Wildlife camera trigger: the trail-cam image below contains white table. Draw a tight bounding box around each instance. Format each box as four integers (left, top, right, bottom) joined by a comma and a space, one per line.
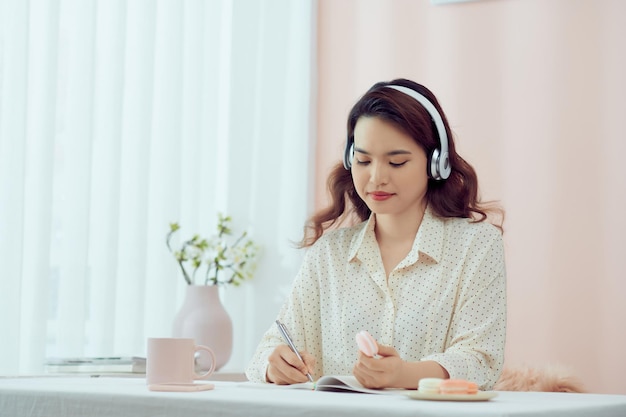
1, 376, 626, 417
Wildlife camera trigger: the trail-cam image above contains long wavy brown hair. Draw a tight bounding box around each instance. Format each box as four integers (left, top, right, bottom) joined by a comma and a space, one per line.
300, 79, 504, 248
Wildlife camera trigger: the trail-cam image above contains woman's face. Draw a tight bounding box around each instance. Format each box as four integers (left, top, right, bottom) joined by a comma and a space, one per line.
351, 116, 429, 218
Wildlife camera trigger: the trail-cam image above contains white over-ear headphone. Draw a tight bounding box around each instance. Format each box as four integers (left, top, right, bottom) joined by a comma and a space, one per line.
343, 85, 451, 181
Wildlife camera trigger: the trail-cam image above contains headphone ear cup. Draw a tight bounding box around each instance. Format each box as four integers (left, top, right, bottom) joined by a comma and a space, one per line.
343, 141, 354, 170
428, 148, 441, 180
439, 151, 451, 180
428, 148, 451, 180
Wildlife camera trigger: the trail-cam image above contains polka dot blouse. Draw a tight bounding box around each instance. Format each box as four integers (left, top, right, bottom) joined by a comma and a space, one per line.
245, 206, 507, 390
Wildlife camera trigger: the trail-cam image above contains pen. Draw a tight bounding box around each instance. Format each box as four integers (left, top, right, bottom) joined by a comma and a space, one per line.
275, 320, 314, 383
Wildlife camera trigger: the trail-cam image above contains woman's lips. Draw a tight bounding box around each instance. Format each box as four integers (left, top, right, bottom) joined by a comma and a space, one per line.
369, 192, 393, 201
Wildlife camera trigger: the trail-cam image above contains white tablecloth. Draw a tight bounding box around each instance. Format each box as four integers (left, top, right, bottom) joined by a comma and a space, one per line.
1, 376, 626, 417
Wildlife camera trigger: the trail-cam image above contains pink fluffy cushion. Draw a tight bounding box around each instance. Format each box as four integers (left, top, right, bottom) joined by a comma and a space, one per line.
494, 365, 585, 393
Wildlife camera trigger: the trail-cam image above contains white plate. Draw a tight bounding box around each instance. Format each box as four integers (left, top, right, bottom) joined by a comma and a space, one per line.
407, 391, 498, 402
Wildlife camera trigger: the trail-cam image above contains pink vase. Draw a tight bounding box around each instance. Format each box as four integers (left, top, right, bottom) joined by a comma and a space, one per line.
172, 285, 232, 371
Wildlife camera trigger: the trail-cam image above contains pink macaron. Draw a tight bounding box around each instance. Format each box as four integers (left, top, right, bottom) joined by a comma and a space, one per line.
439, 379, 479, 395
355, 330, 378, 357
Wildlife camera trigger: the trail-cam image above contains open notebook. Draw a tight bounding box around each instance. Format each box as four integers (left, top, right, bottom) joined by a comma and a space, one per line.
246, 375, 413, 395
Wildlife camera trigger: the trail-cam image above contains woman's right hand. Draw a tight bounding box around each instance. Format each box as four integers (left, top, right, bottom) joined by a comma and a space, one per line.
266, 344, 316, 384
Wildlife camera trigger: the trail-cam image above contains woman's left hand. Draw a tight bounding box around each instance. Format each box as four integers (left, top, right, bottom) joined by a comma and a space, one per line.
352, 344, 405, 389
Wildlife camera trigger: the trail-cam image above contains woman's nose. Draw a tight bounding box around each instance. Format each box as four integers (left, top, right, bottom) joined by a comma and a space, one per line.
370, 162, 389, 185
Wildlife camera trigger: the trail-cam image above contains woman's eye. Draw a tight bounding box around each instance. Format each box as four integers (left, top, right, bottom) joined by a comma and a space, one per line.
355, 159, 370, 165
390, 161, 407, 167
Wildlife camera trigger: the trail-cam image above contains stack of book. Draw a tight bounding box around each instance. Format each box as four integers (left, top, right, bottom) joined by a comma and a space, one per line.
44, 356, 146, 375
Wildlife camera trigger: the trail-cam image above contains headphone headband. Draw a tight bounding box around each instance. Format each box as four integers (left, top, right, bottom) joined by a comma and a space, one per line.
343, 84, 451, 181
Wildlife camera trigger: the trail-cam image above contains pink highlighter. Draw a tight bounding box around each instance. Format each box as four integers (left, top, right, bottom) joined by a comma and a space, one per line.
355, 330, 379, 357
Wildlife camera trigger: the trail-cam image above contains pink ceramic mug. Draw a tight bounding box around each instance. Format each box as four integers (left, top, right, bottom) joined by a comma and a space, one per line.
146, 337, 216, 385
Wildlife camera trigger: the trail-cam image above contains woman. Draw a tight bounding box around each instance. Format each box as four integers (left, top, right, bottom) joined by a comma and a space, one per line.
245, 79, 506, 390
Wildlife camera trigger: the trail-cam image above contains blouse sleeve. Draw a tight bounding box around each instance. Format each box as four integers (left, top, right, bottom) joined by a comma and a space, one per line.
244, 247, 321, 383
421, 226, 507, 390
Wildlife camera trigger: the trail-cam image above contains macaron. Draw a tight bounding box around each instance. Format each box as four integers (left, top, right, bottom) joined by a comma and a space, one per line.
466, 382, 479, 394
439, 379, 479, 395
355, 330, 378, 357
418, 377, 443, 394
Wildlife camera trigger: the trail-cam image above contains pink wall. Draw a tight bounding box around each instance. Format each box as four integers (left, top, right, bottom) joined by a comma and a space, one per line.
316, 0, 626, 394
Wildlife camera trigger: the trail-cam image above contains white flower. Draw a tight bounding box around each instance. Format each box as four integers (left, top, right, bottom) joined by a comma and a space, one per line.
166, 214, 261, 286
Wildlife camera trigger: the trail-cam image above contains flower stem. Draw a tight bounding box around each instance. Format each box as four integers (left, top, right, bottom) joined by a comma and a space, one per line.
178, 259, 192, 285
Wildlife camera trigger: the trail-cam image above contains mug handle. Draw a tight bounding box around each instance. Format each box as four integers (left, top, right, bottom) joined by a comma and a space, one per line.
193, 345, 216, 380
